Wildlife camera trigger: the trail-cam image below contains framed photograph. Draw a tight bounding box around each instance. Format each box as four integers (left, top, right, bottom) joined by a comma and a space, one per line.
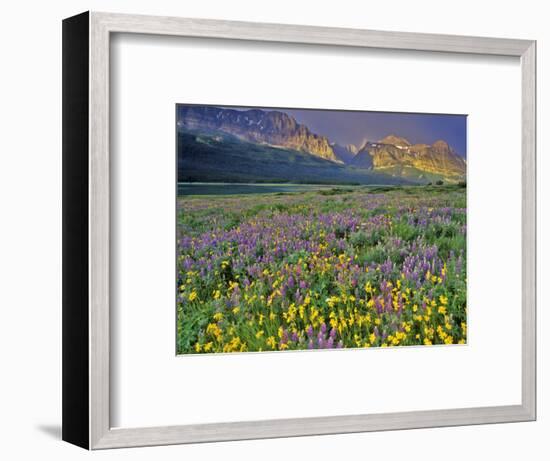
62, 11, 536, 449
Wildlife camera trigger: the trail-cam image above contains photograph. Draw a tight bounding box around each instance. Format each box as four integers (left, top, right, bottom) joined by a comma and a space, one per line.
176, 105, 467, 354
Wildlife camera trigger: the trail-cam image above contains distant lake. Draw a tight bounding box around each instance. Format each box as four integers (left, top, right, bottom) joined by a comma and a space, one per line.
178, 182, 351, 196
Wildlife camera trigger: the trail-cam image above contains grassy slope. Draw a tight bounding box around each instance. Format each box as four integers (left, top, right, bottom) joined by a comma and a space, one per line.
374, 164, 463, 184
177, 129, 420, 185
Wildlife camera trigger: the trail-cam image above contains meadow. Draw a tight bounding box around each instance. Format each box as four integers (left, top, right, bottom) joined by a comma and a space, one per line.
176, 185, 467, 354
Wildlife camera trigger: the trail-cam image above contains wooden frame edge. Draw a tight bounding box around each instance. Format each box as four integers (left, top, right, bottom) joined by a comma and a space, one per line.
520, 40, 537, 422
91, 404, 534, 449
62, 10, 91, 450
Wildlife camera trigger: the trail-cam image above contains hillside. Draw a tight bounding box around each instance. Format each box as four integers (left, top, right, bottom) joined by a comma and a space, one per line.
177, 129, 416, 185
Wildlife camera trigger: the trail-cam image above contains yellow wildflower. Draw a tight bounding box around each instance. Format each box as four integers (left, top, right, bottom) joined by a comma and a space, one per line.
365, 281, 372, 293
266, 336, 277, 349
206, 322, 222, 339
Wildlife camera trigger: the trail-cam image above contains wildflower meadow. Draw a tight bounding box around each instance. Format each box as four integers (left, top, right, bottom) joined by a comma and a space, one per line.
176, 185, 467, 354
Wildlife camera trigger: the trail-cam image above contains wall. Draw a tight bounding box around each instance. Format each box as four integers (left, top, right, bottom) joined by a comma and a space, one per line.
0, 0, 546, 459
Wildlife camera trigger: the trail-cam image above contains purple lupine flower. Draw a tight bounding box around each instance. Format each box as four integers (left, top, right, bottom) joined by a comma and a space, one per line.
295, 290, 303, 306
281, 329, 289, 343
375, 297, 383, 314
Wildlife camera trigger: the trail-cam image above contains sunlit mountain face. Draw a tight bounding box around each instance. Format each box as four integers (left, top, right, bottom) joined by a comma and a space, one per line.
177, 105, 467, 185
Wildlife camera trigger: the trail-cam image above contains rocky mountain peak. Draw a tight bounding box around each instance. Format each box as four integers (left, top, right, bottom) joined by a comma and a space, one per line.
177, 106, 338, 162
432, 139, 451, 153
346, 144, 359, 155
379, 134, 411, 147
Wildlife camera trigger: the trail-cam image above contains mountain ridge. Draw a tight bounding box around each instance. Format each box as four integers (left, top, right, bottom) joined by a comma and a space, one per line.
177, 106, 466, 183
177, 105, 339, 162
177, 129, 416, 185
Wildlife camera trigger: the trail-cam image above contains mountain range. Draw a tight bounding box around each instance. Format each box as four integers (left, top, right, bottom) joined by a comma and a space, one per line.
177, 106, 466, 185
177, 105, 338, 161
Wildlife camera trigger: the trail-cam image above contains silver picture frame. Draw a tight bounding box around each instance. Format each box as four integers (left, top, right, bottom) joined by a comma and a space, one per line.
62, 11, 536, 449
